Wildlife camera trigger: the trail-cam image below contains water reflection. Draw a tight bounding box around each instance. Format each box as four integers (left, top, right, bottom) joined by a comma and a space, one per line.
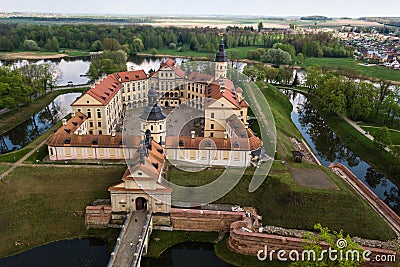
0, 93, 81, 154
142, 242, 232, 267
0, 57, 90, 86
0, 239, 109, 267
286, 91, 400, 212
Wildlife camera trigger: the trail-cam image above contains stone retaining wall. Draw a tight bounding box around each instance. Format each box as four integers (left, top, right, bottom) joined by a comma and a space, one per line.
85, 205, 112, 228
170, 208, 245, 232
228, 219, 398, 266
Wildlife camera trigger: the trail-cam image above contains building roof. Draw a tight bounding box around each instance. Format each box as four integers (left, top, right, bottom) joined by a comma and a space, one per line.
86, 74, 121, 106
115, 70, 148, 83
187, 72, 213, 83
46, 132, 123, 148
206, 83, 242, 109
165, 128, 262, 151
139, 88, 167, 121
72, 70, 148, 107
151, 58, 186, 78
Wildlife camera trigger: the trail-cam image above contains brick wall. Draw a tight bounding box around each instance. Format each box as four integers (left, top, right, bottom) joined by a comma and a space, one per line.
85, 205, 112, 228
228, 219, 398, 266
170, 208, 245, 232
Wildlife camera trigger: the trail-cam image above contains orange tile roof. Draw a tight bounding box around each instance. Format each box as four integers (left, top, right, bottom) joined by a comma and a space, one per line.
206, 83, 241, 109
165, 133, 262, 151
46, 132, 123, 148
86, 74, 121, 105
52, 112, 87, 136
115, 70, 147, 83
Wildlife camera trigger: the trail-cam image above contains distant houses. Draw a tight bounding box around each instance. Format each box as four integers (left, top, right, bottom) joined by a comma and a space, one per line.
339, 30, 400, 70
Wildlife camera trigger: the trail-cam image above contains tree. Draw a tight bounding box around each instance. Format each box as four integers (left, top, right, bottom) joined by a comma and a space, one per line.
291, 224, 364, 267
91, 40, 103, 52
150, 48, 158, 55
258, 22, 264, 32
374, 126, 391, 149
168, 43, 177, 50
45, 37, 60, 52
102, 38, 121, 51
132, 37, 144, 54
261, 48, 292, 65
23, 40, 40, 51
297, 53, 305, 64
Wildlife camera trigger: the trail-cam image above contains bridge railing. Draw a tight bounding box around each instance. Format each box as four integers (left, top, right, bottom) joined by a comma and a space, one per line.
107, 211, 132, 267
131, 212, 152, 267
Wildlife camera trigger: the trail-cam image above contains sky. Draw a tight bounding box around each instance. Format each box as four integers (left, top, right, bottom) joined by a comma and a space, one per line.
1, 0, 399, 17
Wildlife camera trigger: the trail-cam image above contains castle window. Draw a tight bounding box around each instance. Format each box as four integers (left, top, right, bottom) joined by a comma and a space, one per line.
87, 110, 91, 118
98, 122, 102, 127
99, 130, 103, 135
211, 113, 214, 118
97, 111, 101, 118
210, 132, 214, 137
211, 124, 214, 129
90, 122, 93, 127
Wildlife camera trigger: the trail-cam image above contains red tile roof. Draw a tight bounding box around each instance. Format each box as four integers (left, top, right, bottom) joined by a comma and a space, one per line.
72, 70, 147, 106
115, 70, 148, 83
165, 131, 262, 152
87, 74, 121, 105
206, 83, 241, 109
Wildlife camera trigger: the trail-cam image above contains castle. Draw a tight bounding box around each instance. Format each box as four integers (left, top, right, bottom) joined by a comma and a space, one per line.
46, 41, 264, 217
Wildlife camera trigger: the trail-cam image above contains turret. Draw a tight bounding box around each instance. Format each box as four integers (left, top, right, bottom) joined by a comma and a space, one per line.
215, 39, 228, 80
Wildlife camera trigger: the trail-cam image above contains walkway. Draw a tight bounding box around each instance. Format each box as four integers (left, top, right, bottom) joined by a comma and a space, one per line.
343, 116, 391, 152
111, 210, 149, 267
330, 163, 400, 236
0, 138, 48, 180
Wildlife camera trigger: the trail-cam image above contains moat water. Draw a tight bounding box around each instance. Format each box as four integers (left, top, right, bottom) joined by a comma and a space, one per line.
0, 93, 81, 154
288, 91, 400, 214
0, 240, 231, 267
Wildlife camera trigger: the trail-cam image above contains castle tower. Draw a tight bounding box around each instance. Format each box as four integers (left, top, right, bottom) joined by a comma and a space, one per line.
215, 39, 228, 80
139, 88, 167, 145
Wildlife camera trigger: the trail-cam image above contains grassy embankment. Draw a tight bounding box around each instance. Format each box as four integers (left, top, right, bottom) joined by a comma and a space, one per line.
308, 96, 400, 186
0, 166, 125, 258
145, 85, 396, 266
301, 57, 400, 82
360, 125, 400, 146
0, 88, 87, 163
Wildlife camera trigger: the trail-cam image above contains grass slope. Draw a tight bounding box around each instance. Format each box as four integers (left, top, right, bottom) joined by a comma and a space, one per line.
0, 166, 125, 258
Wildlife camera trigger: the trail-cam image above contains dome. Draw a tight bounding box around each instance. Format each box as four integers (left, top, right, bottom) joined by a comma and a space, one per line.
139, 89, 167, 121
215, 40, 227, 63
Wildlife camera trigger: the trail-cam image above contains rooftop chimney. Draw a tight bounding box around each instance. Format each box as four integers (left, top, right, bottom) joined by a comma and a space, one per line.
224, 132, 228, 140
71, 111, 76, 117
111, 130, 116, 137
191, 131, 196, 139
62, 119, 67, 126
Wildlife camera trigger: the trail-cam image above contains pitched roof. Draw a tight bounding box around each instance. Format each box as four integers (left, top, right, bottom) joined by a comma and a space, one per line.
205, 83, 241, 109
165, 129, 262, 152
114, 70, 148, 83
86, 74, 121, 106
187, 72, 213, 83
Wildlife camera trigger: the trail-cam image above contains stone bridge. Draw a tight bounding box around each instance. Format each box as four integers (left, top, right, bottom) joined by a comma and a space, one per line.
108, 210, 152, 267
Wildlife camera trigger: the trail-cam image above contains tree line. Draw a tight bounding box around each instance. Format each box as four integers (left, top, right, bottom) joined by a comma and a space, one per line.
306, 67, 400, 130
0, 24, 352, 59
0, 65, 54, 110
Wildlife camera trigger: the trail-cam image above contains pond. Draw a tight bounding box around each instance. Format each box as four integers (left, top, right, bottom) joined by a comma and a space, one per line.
0, 239, 110, 267
0, 57, 91, 86
0, 93, 81, 154
141, 242, 233, 267
288, 91, 400, 214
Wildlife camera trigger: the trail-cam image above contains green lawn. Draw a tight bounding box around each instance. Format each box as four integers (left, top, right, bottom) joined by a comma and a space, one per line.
167, 84, 396, 241
0, 166, 125, 258
361, 126, 400, 145
301, 57, 400, 82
